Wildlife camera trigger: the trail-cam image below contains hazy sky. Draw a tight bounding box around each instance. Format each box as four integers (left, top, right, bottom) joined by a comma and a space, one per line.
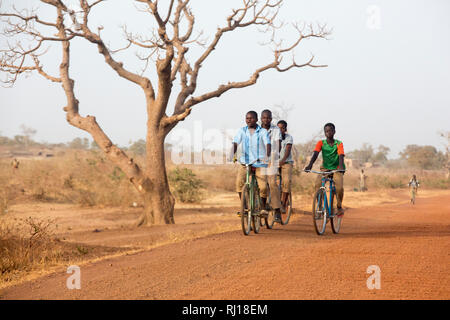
1, 0, 449, 158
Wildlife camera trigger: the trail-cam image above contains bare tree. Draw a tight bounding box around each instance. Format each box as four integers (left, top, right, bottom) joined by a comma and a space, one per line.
0, 0, 330, 225
20, 124, 37, 148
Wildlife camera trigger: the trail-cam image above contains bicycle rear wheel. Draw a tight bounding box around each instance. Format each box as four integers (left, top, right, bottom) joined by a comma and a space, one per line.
280, 192, 293, 225
265, 184, 275, 229
312, 188, 327, 235
241, 185, 252, 235
330, 192, 343, 234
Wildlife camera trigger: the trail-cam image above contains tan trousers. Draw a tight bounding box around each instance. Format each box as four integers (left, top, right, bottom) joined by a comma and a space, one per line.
236, 165, 268, 197
266, 170, 281, 209
314, 167, 344, 208
280, 163, 293, 193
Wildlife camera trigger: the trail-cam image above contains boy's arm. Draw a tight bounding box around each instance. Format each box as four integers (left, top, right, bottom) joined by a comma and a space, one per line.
229, 129, 242, 162
280, 144, 292, 166
305, 140, 322, 171
305, 151, 319, 171
228, 142, 238, 162
262, 129, 271, 162
338, 154, 345, 170
266, 143, 271, 162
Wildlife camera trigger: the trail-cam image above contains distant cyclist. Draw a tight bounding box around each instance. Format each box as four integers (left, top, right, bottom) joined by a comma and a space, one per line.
408, 175, 420, 204
304, 122, 346, 216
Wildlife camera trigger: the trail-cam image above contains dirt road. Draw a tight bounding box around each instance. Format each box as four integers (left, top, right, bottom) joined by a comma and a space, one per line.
1, 193, 449, 300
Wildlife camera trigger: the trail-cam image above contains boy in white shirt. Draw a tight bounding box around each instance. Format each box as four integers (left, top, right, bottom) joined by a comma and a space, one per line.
277, 120, 294, 213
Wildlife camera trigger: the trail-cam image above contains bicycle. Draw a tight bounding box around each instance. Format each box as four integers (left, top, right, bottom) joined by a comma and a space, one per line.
305, 169, 345, 235
240, 160, 264, 235
260, 166, 292, 229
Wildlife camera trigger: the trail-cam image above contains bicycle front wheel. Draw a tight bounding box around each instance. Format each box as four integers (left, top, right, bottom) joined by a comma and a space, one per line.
241, 185, 252, 235
312, 188, 327, 235
330, 192, 343, 234
281, 192, 293, 225
252, 189, 261, 234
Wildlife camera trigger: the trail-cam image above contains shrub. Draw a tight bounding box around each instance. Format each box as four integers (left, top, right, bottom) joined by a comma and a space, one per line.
168, 168, 203, 203
0, 217, 59, 277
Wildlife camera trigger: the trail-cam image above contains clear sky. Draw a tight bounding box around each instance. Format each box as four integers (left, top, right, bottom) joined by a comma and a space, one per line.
1, 0, 449, 158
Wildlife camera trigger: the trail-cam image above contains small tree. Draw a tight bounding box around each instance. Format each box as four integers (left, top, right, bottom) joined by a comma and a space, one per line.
1, 1, 330, 225
128, 139, 146, 156
400, 145, 446, 170
347, 143, 374, 164
68, 137, 90, 149
20, 124, 37, 148
371, 144, 390, 163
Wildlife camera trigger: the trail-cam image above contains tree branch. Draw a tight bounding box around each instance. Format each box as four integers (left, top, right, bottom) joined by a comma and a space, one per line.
77, 0, 155, 99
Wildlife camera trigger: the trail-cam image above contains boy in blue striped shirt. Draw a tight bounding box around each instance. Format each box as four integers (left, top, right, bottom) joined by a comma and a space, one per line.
231, 111, 271, 214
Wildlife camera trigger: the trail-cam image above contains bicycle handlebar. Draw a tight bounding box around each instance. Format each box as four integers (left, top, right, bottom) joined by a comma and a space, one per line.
242, 159, 264, 166
304, 169, 345, 175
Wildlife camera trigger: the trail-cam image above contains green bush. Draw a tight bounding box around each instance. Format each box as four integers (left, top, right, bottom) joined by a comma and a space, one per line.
168, 168, 203, 203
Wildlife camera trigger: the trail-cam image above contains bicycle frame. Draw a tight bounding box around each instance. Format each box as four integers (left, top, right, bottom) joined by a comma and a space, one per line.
318, 175, 336, 219
243, 160, 261, 215
308, 170, 343, 219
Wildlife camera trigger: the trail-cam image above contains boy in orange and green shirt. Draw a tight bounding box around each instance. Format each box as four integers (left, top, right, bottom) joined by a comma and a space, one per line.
305, 123, 346, 215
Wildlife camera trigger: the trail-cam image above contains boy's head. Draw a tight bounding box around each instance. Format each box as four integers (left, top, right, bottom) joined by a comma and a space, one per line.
277, 120, 287, 134
324, 122, 336, 140
246, 111, 258, 128
261, 109, 272, 127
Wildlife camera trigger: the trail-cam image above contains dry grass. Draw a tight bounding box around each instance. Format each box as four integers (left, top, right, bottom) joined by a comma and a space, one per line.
0, 215, 128, 285
291, 166, 449, 194
1, 153, 448, 213
0, 217, 60, 281
0, 154, 447, 223
0, 150, 141, 208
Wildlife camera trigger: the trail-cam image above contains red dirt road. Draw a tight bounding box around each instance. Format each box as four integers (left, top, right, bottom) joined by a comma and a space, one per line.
1, 194, 449, 300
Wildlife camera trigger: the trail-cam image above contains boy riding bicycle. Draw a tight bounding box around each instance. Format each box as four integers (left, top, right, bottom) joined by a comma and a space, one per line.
260, 109, 283, 222
231, 111, 271, 216
277, 120, 294, 213
304, 122, 346, 215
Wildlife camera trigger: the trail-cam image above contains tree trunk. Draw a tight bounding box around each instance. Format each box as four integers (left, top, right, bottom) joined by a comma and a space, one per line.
137, 130, 175, 226
139, 185, 175, 225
